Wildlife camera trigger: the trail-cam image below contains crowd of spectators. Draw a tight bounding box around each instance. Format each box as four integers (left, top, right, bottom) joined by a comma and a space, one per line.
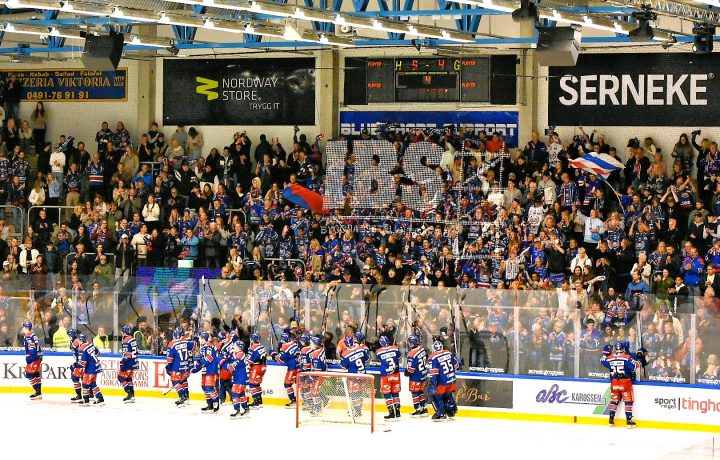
0, 75, 718, 382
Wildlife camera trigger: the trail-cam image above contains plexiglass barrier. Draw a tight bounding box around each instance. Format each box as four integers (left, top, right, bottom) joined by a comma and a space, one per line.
0, 273, 718, 386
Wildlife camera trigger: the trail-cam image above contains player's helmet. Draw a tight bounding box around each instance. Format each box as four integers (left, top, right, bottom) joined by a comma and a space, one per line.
408, 335, 419, 347
22, 321, 32, 331
250, 333, 261, 343
281, 332, 290, 343
173, 327, 183, 339
344, 335, 355, 348
200, 332, 211, 342
67, 328, 77, 339
121, 325, 132, 336
234, 341, 245, 352
432, 340, 443, 352
219, 331, 227, 341
300, 333, 310, 345
378, 336, 390, 348
355, 331, 365, 342
310, 336, 322, 346
613, 342, 626, 355
78, 333, 87, 343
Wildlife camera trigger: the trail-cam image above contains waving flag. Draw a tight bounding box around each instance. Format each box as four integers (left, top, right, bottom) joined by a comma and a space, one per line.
283, 184, 327, 214
569, 152, 623, 179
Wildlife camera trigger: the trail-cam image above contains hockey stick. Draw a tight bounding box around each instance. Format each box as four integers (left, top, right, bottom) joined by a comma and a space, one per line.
267, 294, 279, 351
358, 282, 373, 339
455, 293, 471, 370
321, 284, 337, 338
205, 279, 229, 330
634, 294, 647, 379
372, 285, 386, 343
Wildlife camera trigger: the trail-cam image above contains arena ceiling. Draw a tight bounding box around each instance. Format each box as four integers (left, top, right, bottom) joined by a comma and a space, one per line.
0, 0, 717, 57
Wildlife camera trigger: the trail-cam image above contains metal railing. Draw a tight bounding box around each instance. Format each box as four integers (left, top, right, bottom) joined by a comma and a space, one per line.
63, 251, 116, 286
0, 204, 25, 237
27, 205, 75, 230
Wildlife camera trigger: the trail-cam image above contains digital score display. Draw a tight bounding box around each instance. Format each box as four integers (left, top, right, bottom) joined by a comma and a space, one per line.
365, 57, 491, 103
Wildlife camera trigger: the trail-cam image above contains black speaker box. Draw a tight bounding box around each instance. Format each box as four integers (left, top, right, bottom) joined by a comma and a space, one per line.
82, 32, 124, 71
536, 27, 580, 67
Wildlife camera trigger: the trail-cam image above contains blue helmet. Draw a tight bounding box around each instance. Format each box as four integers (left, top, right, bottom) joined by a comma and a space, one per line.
378, 336, 390, 348
310, 336, 322, 346
234, 341, 245, 352
614, 341, 629, 355
251, 333, 261, 343
354, 331, 365, 342
344, 335, 354, 348
281, 332, 290, 343
219, 331, 228, 341
200, 332, 211, 342
408, 335, 419, 347
121, 325, 132, 336
67, 328, 77, 339
22, 321, 32, 331
300, 333, 310, 345
432, 340, 443, 352
78, 333, 87, 343
173, 327, 183, 339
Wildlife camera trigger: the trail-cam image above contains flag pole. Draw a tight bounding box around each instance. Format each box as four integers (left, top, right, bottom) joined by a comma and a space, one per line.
602, 178, 626, 215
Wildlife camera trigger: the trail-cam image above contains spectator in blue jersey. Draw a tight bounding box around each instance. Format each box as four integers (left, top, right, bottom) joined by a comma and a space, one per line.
625, 271, 650, 302
680, 246, 705, 297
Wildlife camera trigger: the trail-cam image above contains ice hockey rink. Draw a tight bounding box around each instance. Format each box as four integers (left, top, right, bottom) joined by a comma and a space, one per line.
1, 393, 717, 460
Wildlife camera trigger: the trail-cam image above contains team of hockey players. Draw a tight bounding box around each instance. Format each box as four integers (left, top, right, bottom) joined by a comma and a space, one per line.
22, 319, 461, 423
18, 318, 656, 428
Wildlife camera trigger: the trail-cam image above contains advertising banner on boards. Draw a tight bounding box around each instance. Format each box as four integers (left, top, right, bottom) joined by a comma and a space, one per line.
163, 58, 315, 126
548, 53, 718, 126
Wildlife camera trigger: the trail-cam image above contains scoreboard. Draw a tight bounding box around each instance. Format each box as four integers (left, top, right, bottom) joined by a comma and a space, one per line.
365, 57, 491, 103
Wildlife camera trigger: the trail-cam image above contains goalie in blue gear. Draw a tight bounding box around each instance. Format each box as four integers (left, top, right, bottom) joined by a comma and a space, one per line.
428, 340, 459, 422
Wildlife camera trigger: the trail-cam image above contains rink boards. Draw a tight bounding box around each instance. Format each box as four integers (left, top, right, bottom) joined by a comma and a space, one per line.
0, 352, 718, 432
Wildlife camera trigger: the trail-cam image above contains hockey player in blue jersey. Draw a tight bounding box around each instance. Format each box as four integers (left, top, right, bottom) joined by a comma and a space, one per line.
247, 333, 268, 409
405, 335, 429, 417
166, 327, 192, 407
377, 335, 402, 420
299, 333, 312, 372
68, 328, 83, 402
298, 333, 313, 407
119, 325, 138, 403
305, 336, 328, 415
78, 333, 104, 406
192, 332, 220, 413
601, 341, 648, 428
217, 331, 235, 404
270, 332, 300, 408
228, 341, 250, 419
22, 321, 43, 400
340, 334, 370, 416
428, 340, 459, 422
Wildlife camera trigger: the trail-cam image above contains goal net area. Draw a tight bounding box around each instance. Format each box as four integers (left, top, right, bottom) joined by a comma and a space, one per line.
296, 372, 378, 433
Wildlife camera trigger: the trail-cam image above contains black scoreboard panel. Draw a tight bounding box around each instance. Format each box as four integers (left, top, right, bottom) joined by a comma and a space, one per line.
366, 58, 394, 102
347, 55, 515, 105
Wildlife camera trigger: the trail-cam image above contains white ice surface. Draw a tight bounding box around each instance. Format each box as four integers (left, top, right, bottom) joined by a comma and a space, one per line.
1, 394, 718, 460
